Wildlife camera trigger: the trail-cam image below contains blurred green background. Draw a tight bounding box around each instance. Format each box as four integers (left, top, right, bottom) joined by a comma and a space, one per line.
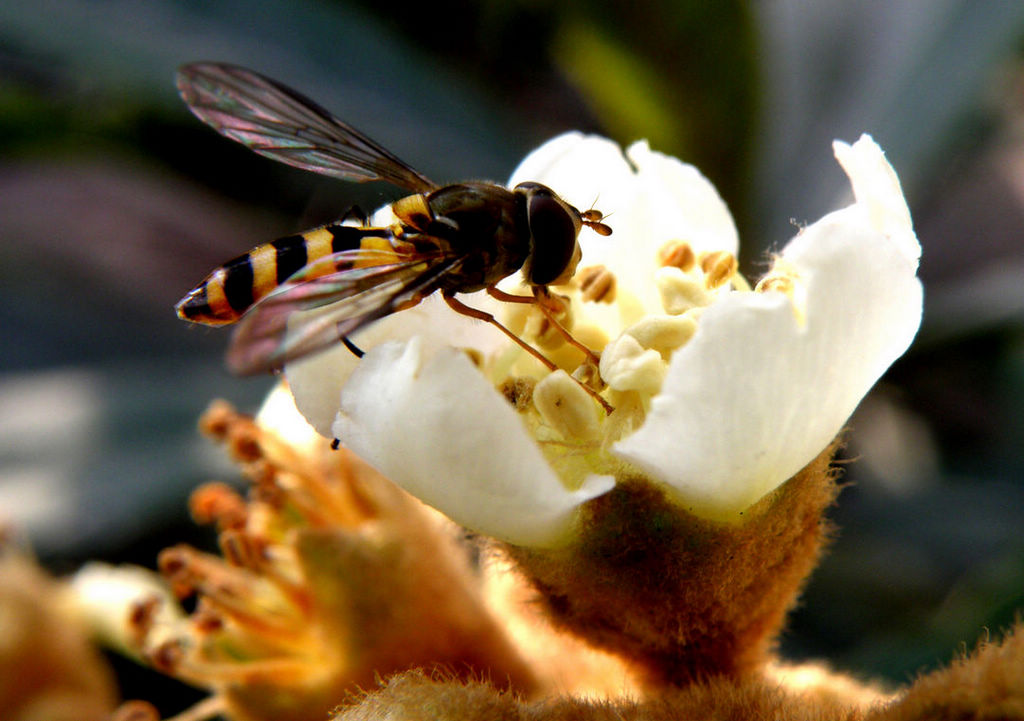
2, 0, 1024, 713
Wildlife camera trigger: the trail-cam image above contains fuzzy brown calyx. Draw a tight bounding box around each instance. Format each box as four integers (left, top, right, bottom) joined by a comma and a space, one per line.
504, 440, 843, 688
331, 623, 1024, 721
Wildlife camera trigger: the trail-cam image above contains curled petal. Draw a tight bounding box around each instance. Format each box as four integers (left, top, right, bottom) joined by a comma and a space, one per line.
614, 210, 922, 519
332, 338, 615, 547
833, 135, 918, 262
614, 137, 922, 520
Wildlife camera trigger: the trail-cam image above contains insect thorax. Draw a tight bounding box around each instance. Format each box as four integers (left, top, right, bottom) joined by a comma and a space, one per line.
421, 183, 532, 292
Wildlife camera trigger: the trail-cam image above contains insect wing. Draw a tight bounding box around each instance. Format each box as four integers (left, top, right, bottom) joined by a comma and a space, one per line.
226, 254, 458, 374
177, 63, 438, 193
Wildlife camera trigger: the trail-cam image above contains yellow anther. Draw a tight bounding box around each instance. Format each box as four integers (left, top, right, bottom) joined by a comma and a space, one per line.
756, 257, 806, 324
755, 274, 796, 298
576, 265, 617, 303
658, 240, 696, 271
533, 370, 601, 441
699, 250, 738, 289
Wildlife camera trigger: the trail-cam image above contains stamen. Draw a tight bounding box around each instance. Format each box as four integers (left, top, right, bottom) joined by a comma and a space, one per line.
191, 601, 226, 633
576, 265, 617, 303
111, 700, 161, 721
148, 638, 186, 674
219, 530, 267, 570
599, 335, 667, 395
699, 250, 738, 289
168, 652, 321, 687
525, 292, 573, 350
190, 483, 248, 530
156, 546, 303, 632
127, 595, 163, 646
755, 275, 796, 297
625, 315, 698, 359
659, 240, 696, 271
572, 358, 605, 392
533, 371, 601, 441
755, 258, 807, 323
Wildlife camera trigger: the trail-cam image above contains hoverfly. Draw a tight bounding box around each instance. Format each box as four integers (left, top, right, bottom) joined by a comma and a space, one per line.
174, 63, 612, 406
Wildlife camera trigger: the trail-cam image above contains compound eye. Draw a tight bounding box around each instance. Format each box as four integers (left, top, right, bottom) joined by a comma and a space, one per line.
526, 192, 578, 286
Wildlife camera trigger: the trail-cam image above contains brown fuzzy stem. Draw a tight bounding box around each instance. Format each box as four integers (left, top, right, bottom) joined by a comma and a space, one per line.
505, 442, 843, 688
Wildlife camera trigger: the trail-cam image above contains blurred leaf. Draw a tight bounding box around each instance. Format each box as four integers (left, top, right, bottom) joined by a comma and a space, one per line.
0, 0, 528, 180
752, 1, 1024, 250
550, 1, 758, 229
553, 21, 684, 152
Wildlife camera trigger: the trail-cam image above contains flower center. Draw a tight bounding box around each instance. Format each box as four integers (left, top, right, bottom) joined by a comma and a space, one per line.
598, 241, 741, 399
489, 240, 748, 483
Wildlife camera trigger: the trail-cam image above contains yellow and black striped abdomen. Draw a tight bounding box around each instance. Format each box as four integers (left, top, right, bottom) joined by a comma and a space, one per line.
176, 224, 382, 325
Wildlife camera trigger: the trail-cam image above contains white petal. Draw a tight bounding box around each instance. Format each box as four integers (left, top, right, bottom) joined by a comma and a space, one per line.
626, 140, 739, 257
332, 338, 614, 547
286, 292, 506, 435
614, 209, 922, 520
509, 132, 636, 215
510, 133, 740, 333
592, 143, 738, 325
256, 381, 323, 454
833, 134, 919, 263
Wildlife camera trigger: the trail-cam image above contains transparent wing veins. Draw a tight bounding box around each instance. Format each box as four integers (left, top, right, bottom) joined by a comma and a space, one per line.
226, 254, 462, 374
177, 62, 438, 193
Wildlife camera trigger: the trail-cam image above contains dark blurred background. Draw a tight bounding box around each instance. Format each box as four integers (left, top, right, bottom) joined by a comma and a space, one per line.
2, 0, 1024, 712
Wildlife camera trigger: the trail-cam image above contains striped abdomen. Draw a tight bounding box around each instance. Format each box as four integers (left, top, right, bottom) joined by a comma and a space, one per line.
176, 223, 386, 325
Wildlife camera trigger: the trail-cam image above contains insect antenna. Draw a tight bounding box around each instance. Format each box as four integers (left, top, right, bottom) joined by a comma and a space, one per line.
580, 206, 613, 237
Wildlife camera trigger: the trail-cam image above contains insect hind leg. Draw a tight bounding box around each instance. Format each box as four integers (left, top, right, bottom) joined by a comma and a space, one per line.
341, 335, 365, 358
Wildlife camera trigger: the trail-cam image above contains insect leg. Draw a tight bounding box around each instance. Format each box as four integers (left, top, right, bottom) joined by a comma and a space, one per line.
443, 293, 613, 415
443, 293, 556, 372
486, 286, 602, 367
531, 287, 602, 368
341, 336, 365, 358
486, 286, 534, 304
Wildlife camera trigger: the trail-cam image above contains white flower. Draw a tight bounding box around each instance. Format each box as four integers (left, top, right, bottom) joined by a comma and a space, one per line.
285, 133, 922, 547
